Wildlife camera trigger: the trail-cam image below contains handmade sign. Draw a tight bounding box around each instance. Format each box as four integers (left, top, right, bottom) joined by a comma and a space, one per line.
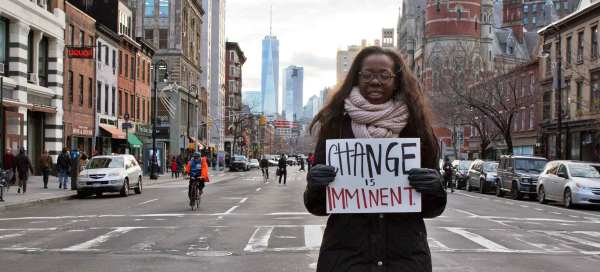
325, 138, 421, 214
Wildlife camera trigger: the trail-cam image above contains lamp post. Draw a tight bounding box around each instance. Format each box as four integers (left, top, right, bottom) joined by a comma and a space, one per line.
150, 60, 168, 179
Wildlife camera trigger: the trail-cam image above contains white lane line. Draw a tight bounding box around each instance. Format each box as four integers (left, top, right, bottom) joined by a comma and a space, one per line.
551, 212, 562, 215
138, 198, 159, 205
217, 205, 240, 220
569, 215, 580, 218
268, 212, 311, 216
304, 225, 324, 250
535, 208, 544, 211
520, 205, 529, 208
256, 188, 262, 192
61, 227, 141, 251
244, 226, 274, 252
0, 228, 57, 231
538, 231, 600, 249
453, 209, 478, 217
0, 231, 26, 240
239, 197, 248, 204
427, 237, 450, 250
444, 227, 512, 252
574, 231, 600, 238
454, 192, 481, 199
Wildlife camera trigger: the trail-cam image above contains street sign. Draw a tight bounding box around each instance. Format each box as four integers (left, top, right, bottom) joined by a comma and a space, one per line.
122, 122, 132, 129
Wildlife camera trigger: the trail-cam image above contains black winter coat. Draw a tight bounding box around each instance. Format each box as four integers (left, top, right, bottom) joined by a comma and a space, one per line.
304, 115, 446, 272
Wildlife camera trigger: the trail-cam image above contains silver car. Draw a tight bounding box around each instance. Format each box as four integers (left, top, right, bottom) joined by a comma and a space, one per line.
77, 155, 143, 198
537, 161, 600, 208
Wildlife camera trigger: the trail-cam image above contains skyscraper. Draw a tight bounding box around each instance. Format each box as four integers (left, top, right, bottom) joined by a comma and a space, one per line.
242, 91, 262, 113
261, 35, 279, 115
209, 0, 226, 150
282, 65, 304, 121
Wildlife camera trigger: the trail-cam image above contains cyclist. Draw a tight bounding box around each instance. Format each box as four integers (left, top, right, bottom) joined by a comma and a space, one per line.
188, 152, 204, 206
259, 156, 269, 181
442, 157, 454, 193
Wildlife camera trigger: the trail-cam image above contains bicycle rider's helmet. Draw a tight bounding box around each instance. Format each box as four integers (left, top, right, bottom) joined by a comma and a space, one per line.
193, 152, 201, 158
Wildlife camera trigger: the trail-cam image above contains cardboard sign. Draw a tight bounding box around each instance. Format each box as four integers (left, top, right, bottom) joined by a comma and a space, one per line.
325, 138, 421, 214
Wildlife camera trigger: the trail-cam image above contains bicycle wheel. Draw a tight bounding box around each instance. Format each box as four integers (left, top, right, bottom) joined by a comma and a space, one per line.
189, 183, 197, 210
196, 188, 201, 210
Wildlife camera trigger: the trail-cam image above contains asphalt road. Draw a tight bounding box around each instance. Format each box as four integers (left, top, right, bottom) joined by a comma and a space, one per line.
1, 166, 600, 272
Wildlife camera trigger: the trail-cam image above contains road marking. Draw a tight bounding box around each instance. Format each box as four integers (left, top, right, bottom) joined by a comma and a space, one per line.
244, 226, 274, 252
0, 228, 57, 231
454, 192, 482, 199
574, 231, 600, 238
268, 212, 311, 216
444, 227, 512, 252
569, 215, 580, 218
61, 227, 141, 251
520, 205, 529, 208
551, 212, 562, 215
0, 231, 26, 240
138, 198, 159, 205
304, 225, 323, 250
453, 209, 478, 217
536, 230, 600, 249
427, 237, 450, 250
217, 205, 239, 220
239, 197, 248, 204
535, 208, 544, 211
256, 188, 262, 192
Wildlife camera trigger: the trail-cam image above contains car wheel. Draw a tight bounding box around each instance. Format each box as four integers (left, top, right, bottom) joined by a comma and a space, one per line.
511, 181, 522, 200
564, 188, 573, 209
95, 192, 102, 197
538, 185, 547, 204
134, 177, 142, 194
120, 179, 129, 197
479, 180, 485, 194
496, 180, 504, 197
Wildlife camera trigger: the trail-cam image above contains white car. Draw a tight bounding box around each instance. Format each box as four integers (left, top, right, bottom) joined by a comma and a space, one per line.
77, 155, 143, 198
537, 161, 600, 208
248, 159, 260, 169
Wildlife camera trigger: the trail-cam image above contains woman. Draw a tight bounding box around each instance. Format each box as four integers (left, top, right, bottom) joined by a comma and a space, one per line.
171, 156, 179, 178
304, 46, 446, 271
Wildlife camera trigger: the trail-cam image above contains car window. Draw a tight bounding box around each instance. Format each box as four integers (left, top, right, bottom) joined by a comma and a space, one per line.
514, 159, 547, 173
483, 163, 498, 172
557, 164, 568, 178
568, 164, 600, 178
87, 157, 124, 169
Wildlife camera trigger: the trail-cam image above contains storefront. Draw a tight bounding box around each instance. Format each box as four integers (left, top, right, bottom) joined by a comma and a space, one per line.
127, 132, 143, 161
98, 123, 126, 155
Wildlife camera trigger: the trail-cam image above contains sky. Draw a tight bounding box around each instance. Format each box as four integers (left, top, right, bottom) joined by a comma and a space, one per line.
225, 0, 401, 107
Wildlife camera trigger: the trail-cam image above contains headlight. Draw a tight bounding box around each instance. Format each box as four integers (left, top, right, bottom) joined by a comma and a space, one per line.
110, 180, 122, 184
79, 173, 88, 178
575, 183, 592, 192
521, 177, 530, 183
107, 172, 121, 177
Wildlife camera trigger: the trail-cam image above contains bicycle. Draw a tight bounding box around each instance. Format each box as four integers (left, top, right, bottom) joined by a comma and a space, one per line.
189, 177, 203, 210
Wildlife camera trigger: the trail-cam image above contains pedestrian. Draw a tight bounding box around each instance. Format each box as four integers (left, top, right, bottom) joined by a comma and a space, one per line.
177, 155, 184, 177
443, 157, 454, 193
3, 148, 16, 187
307, 152, 315, 171
39, 150, 53, 189
304, 46, 446, 271
15, 147, 33, 194
171, 156, 179, 178
299, 157, 305, 172
56, 148, 71, 190
259, 156, 269, 180
79, 152, 89, 172
277, 154, 287, 185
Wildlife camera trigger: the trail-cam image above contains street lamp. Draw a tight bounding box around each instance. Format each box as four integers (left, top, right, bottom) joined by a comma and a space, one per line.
150, 59, 168, 179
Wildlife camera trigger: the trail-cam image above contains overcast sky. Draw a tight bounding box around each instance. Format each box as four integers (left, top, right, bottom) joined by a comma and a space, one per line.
225, 0, 401, 106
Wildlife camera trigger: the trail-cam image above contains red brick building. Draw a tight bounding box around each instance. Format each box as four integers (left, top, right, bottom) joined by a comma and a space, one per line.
224, 42, 246, 157
63, 2, 96, 155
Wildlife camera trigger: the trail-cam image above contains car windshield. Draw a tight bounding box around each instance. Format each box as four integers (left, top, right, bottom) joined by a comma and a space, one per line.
568, 164, 600, 178
86, 157, 124, 169
459, 161, 472, 170
514, 159, 547, 173
484, 163, 498, 172
233, 156, 245, 161
250, 159, 258, 163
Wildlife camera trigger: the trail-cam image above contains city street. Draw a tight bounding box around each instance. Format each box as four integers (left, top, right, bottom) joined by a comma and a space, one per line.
1, 167, 600, 272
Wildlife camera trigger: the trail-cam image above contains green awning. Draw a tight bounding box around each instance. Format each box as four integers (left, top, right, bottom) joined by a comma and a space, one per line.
127, 133, 143, 148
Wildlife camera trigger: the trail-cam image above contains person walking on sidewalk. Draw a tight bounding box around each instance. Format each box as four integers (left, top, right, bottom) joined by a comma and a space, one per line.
57, 148, 71, 190
307, 152, 315, 172
39, 150, 53, 189
259, 156, 269, 180
15, 148, 33, 194
3, 148, 16, 187
277, 154, 287, 185
171, 156, 179, 178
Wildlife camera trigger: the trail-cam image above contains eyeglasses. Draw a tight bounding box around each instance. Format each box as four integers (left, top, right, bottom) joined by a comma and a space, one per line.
358, 71, 396, 82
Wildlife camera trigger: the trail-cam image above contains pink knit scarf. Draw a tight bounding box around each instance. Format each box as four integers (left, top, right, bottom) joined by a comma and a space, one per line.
344, 87, 409, 138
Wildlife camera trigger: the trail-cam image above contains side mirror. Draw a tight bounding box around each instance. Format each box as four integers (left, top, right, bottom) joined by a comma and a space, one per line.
558, 172, 568, 179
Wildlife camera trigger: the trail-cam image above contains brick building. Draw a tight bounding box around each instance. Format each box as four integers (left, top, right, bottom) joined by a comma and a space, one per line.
224, 41, 246, 157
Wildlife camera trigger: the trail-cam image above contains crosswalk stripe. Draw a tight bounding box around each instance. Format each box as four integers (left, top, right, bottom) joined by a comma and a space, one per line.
61, 227, 141, 251
427, 237, 450, 251
304, 225, 323, 250
0, 231, 26, 240
244, 226, 274, 252
444, 227, 512, 252
538, 231, 600, 249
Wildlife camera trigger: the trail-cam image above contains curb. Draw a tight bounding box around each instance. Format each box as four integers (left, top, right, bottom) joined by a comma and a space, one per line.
0, 194, 76, 211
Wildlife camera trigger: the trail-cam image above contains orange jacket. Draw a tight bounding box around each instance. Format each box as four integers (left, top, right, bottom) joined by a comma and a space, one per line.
201, 157, 209, 182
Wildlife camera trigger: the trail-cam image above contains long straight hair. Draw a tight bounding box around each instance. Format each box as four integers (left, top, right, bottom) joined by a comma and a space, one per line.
310, 46, 439, 164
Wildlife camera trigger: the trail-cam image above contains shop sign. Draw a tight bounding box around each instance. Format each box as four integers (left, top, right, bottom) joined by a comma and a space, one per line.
66, 46, 94, 59
73, 125, 93, 136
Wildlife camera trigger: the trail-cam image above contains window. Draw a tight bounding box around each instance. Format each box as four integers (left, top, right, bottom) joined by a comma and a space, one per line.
523, 17, 528, 25
119, 50, 122, 75
69, 24, 74, 46
112, 50, 116, 71
136, 96, 140, 119
68, 71, 73, 104
145, 0, 154, 16
532, 4, 537, 12
577, 31, 584, 63
130, 94, 135, 118
543, 90, 551, 120
97, 41, 102, 61
105, 46, 109, 65
576, 81, 583, 114
522, 109, 527, 130
88, 77, 93, 107
159, 29, 168, 49
523, 4, 528, 13
78, 74, 84, 105
118, 90, 123, 116
38, 37, 48, 87
0, 20, 7, 74
566, 36, 572, 64
125, 54, 129, 78
145, 29, 154, 44
142, 60, 146, 81
131, 56, 135, 80
592, 72, 600, 112
147, 63, 151, 84
89, 35, 94, 47
79, 30, 84, 46
529, 106, 535, 129
96, 81, 101, 113
592, 26, 598, 59
159, 0, 169, 17
112, 87, 116, 115
124, 92, 129, 116
105, 85, 109, 114
532, 16, 536, 24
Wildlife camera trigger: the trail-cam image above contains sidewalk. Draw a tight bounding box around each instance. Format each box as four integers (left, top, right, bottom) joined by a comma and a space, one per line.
0, 171, 226, 211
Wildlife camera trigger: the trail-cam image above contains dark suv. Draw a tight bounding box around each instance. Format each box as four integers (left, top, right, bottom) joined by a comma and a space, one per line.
229, 155, 250, 172
497, 155, 548, 200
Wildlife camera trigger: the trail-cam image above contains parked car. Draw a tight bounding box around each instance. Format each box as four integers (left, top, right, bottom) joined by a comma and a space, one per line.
268, 159, 278, 166
248, 159, 260, 169
229, 155, 250, 171
496, 155, 548, 200
466, 160, 499, 193
77, 155, 142, 198
452, 160, 473, 189
537, 161, 600, 208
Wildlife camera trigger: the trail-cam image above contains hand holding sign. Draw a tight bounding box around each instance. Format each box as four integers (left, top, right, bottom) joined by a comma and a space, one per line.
307, 164, 337, 189
325, 138, 421, 214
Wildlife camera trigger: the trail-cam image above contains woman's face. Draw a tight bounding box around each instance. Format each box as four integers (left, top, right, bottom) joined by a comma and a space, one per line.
358, 54, 397, 105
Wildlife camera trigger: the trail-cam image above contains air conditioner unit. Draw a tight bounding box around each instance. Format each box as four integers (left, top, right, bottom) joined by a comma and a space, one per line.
28, 73, 38, 84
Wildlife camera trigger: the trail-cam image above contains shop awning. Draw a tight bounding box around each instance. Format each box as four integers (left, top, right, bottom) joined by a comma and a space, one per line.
99, 124, 126, 139
127, 133, 143, 148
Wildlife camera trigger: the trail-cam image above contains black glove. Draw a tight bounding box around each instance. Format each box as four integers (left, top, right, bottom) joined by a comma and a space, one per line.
407, 168, 444, 196
306, 164, 337, 190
